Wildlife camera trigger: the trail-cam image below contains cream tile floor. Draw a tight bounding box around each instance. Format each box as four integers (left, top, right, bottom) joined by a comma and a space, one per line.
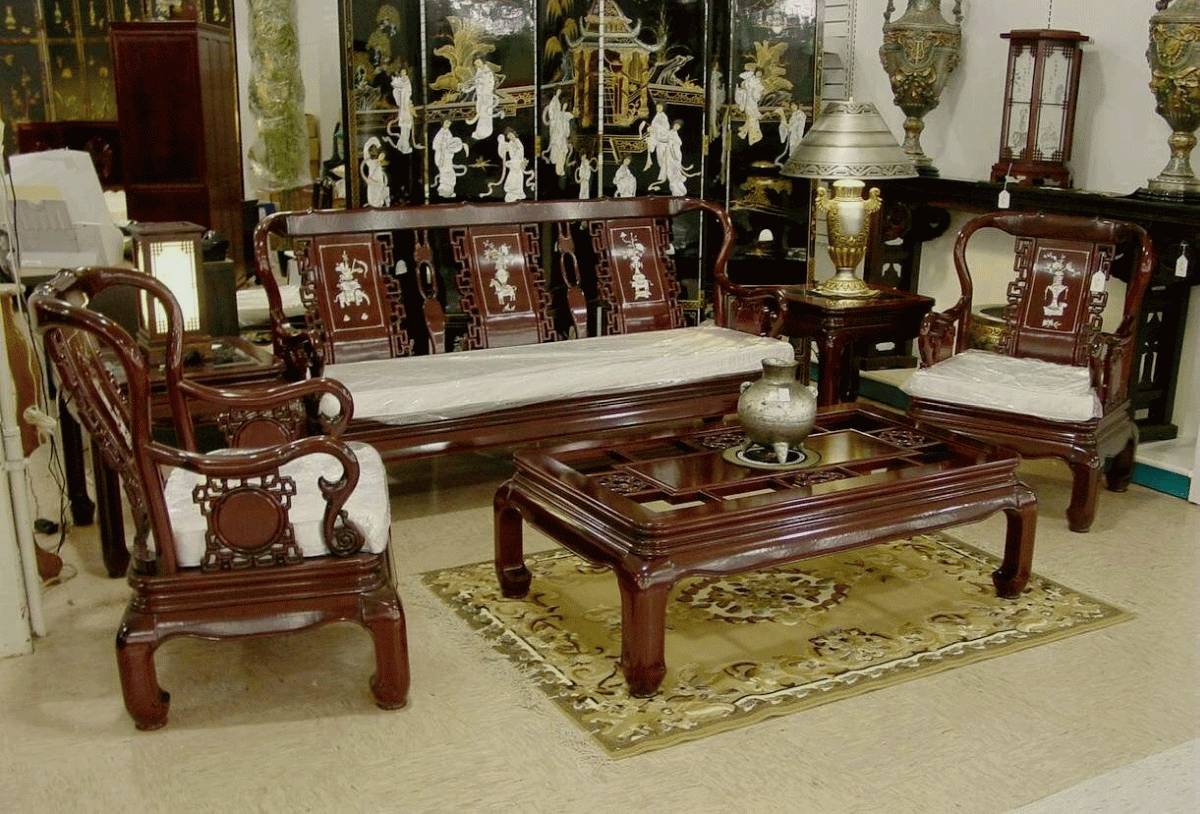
1, 450, 1197, 812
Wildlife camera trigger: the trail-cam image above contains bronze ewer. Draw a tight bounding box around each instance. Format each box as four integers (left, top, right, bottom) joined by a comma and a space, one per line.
879, 0, 964, 176
1144, 0, 1200, 199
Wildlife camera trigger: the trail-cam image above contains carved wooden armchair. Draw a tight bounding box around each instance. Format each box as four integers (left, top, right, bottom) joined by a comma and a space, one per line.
904, 212, 1154, 532
30, 268, 409, 729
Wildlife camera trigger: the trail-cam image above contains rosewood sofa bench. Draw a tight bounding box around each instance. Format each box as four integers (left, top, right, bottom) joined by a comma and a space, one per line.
250, 197, 794, 461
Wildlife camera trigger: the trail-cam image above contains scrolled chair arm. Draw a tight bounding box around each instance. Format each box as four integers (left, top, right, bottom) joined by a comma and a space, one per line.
150, 434, 366, 558
1089, 332, 1134, 410
724, 286, 784, 337
917, 305, 967, 367
181, 377, 351, 451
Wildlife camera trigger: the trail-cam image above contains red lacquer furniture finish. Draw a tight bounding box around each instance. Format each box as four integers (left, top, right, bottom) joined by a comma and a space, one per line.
774, 284, 935, 406
253, 197, 783, 462
494, 405, 1036, 697
909, 212, 1155, 532
30, 269, 409, 729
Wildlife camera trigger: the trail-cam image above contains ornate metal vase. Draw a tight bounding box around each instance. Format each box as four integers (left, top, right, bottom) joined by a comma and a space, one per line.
879, 0, 964, 176
728, 358, 818, 470
1145, 0, 1200, 199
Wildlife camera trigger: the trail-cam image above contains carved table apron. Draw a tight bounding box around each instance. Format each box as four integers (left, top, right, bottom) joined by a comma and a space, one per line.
493, 404, 1036, 697
774, 284, 934, 406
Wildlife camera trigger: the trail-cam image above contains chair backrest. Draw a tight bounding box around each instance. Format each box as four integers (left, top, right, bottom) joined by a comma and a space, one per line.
297, 231, 412, 364
450, 223, 555, 349
30, 268, 195, 573
954, 212, 1155, 366
590, 217, 684, 334
253, 198, 746, 369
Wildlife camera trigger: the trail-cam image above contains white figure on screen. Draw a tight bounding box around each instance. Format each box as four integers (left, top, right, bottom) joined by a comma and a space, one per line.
360, 137, 390, 207
542, 89, 574, 176
775, 103, 807, 167
735, 68, 764, 144
387, 68, 417, 154
464, 58, 499, 140
613, 157, 638, 197
664, 121, 694, 196
641, 101, 671, 180
432, 120, 469, 198
575, 154, 596, 199
484, 129, 529, 202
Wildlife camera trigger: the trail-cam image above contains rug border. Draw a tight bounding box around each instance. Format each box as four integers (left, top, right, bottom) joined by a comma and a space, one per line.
420, 535, 1133, 759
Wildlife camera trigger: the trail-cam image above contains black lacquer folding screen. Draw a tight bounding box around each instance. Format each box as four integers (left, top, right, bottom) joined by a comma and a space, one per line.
340, 0, 821, 279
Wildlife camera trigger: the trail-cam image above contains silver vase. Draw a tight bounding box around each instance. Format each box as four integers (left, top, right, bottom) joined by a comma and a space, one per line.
879, 0, 964, 177
734, 357, 817, 467
1145, 0, 1200, 199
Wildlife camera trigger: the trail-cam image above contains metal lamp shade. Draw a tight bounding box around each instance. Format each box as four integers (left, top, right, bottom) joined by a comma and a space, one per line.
782, 100, 917, 180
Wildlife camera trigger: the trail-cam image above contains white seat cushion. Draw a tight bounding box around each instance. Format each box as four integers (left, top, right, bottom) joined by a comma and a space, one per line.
902, 349, 1101, 422
321, 325, 795, 425
236, 284, 305, 329
163, 441, 390, 568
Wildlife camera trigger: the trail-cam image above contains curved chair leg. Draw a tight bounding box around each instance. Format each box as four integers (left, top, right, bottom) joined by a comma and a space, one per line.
362, 587, 410, 710
115, 615, 170, 731
1066, 459, 1101, 533
1106, 437, 1137, 493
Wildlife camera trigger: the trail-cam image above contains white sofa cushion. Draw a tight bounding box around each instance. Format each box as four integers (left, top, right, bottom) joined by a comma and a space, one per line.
321, 325, 795, 425
162, 441, 390, 568
236, 283, 305, 329
902, 349, 1101, 422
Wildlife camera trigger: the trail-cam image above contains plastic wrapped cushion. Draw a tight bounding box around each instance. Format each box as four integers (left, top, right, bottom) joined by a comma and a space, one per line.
902, 349, 1101, 422
321, 325, 795, 425
161, 441, 390, 568
236, 283, 305, 328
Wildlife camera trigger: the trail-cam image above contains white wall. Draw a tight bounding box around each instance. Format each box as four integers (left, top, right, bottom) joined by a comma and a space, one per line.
232, 0, 342, 199
848, 0, 1200, 441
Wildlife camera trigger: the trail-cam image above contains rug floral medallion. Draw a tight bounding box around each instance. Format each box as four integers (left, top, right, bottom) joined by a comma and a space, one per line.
423, 533, 1130, 758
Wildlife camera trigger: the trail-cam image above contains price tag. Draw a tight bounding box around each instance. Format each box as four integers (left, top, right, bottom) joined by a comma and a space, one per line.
1176, 252, 1189, 278
998, 189, 1011, 209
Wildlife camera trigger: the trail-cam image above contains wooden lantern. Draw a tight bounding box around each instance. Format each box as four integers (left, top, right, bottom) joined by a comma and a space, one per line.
990, 29, 1089, 188
131, 221, 209, 358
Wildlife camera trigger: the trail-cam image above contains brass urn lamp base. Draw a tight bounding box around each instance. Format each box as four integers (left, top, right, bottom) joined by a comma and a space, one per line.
814, 272, 882, 299
813, 179, 883, 299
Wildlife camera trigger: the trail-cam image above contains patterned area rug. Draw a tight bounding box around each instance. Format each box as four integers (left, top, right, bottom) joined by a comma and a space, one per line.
423, 533, 1130, 758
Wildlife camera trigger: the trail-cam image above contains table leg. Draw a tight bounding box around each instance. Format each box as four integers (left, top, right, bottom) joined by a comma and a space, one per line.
616, 570, 672, 697
93, 440, 129, 578
494, 483, 531, 598
58, 400, 95, 526
817, 334, 848, 407
993, 485, 1037, 598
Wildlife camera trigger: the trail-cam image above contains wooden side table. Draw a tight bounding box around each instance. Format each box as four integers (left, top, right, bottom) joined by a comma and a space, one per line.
775, 284, 934, 406
84, 337, 285, 577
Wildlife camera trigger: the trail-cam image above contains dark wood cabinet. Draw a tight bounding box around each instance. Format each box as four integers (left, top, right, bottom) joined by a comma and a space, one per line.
110, 21, 242, 266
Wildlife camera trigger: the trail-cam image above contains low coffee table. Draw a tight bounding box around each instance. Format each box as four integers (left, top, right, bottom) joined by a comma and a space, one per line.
494, 405, 1037, 696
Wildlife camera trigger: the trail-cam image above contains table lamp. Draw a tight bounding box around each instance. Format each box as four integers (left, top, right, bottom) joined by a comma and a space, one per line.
782, 100, 917, 298
130, 221, 209, 359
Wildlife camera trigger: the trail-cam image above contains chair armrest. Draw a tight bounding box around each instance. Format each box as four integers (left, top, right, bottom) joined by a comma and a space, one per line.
178, 377, 354, 444
726, 287, 784, 337
917, 303, 970, 367
150, 435, 366, 558
276, 322, 323, 380
1090, 332, 1134, 409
